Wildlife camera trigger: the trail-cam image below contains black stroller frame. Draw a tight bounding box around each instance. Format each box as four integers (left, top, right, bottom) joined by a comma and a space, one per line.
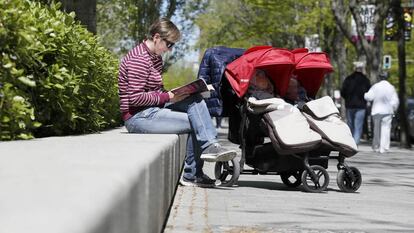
199, 46, 362, 193
214, 96, 362, 193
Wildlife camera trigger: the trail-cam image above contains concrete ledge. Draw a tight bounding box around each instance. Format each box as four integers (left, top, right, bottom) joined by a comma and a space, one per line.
0, 128, 187, 233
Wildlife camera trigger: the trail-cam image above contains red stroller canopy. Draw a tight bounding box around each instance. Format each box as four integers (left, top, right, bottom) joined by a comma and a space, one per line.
294, 52, 333, 98
225, 46, 295, 97
225, 46, 333, 99
292, 48, 309, 64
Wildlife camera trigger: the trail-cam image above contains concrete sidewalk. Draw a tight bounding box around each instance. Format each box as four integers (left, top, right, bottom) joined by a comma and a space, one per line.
165, 127, 414, 233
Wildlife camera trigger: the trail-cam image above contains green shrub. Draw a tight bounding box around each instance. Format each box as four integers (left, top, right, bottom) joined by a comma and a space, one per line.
0, 0, 121, 140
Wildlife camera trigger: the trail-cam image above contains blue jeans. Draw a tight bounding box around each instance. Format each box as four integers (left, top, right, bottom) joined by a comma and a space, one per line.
124, 94, 218, 179
346, 108, 366, 145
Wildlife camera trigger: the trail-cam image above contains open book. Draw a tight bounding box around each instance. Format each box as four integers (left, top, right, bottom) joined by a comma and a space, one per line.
170, 79, 214, 96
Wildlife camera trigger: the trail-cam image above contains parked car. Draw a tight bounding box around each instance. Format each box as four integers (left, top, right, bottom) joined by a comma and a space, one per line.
391, 97, 414, 142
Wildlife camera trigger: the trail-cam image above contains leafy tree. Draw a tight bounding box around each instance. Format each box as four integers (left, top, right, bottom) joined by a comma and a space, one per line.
195, 0, 346, 98
163, 61, 198, 90
384, 39, 414, 96
333, 0, 412, 147
196, 0, 334, 50
332, 0, 390, 83
194, 3, 412, 97
96, 0, 209, 66
35, 0, 97, 34
60, 0, 97, 34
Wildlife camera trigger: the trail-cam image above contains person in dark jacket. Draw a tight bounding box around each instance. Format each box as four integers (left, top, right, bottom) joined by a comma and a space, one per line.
198, 47, 244, 137
197, 47, 245, 117
340, 62, 371, 145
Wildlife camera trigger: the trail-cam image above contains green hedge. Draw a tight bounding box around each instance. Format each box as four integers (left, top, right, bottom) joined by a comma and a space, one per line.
0, 0, 121, 140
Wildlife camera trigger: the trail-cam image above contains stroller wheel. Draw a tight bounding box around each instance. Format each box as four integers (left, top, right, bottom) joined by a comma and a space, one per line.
337, 166, 362, 192
214, 157, 240, 187
301, 165, 329, 193
280, 171, 302, 188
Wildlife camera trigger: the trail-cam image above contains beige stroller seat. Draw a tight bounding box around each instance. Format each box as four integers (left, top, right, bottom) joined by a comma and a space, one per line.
247, 97, 322, 155
302, 96, 358, 157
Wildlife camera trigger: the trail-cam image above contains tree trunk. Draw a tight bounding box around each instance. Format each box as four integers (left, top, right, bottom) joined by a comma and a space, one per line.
133, 0, 162, 42
166, 0, 178, 19
61, 0, 97, 34
393, 0, 412, 149
333, 24, 347, 118
332, 0, 390, 83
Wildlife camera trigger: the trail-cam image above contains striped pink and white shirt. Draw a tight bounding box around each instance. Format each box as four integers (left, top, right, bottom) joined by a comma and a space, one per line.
118, 42, 170, 121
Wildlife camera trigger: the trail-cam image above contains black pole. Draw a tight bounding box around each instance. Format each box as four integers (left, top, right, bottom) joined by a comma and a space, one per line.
393, 0, 412, 148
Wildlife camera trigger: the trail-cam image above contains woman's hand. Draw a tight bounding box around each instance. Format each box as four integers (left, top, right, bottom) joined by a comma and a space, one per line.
168, 91, 189, 103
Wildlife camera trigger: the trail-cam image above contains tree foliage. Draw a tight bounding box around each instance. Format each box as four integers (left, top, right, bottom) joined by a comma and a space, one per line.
34, 0, 97, 34
96, 0, 208, 65
60, 0, 97, 34
194, 0, 341, 97
195, 0, 334, 50
332, 0, 390, 83
163, 62, 197, 90
384, 35, 414, 96
195, 1, 413, 94
0, 0, 120, 140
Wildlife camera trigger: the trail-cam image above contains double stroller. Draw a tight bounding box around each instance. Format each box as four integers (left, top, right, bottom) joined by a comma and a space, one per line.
198, 46, 362, 193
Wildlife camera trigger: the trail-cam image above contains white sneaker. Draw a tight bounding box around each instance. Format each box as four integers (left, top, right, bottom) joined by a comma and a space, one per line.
200, 143, 236, 162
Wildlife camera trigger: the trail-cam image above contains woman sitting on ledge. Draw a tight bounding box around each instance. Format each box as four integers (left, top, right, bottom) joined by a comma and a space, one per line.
117, 18, 236, 188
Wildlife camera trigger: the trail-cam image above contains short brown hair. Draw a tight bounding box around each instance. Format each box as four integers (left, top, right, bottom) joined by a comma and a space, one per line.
147, 17, 181, 43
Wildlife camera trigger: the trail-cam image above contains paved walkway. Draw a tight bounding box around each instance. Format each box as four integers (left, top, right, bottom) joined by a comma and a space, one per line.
165, 126, 414, 233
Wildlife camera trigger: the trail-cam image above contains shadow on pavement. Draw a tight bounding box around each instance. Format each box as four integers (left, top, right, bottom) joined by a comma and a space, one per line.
236, 180, 301, 192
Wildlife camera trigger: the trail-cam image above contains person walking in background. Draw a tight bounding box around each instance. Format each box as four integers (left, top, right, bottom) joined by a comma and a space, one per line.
340, 61, 371, 145
364, 71, 399, 154
118, 18, 236, 188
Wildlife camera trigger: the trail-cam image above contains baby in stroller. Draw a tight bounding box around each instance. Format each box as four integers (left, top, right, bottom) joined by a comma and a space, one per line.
211, 46, 362, 193
248, 69, 276, 100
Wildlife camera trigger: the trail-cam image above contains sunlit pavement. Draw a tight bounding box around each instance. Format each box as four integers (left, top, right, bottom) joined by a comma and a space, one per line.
164, 121, 414, 233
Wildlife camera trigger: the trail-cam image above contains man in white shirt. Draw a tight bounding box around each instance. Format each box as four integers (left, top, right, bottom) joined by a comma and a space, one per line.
364, 71, 399, 153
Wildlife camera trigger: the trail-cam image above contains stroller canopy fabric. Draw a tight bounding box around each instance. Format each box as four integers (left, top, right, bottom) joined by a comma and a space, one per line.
294, 52, 333, 99
292, 48, 309, 62
224, 46, 333, 99
225, 46, 295, 98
